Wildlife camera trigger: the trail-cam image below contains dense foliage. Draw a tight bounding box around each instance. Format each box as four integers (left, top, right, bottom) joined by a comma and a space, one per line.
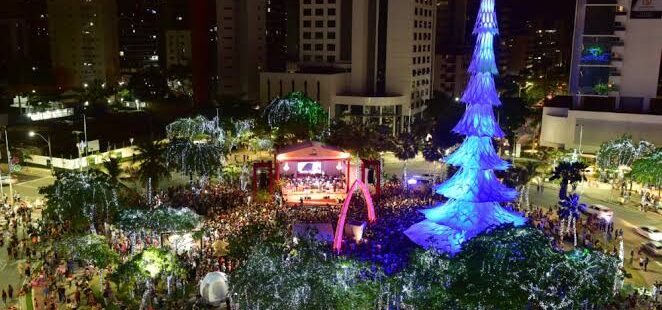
230, 225, 621, 310
630, 148, 662, 187
40, 170, 121, 233
117, 207, 201, 233
165, 115, 225, 177
550, 161, 588, 199
263, 92, 328, 143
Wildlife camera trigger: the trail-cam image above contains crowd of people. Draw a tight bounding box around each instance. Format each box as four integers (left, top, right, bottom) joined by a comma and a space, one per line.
1, 173, 661, 309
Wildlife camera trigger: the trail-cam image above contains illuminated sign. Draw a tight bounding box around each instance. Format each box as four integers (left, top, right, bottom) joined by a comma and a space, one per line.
581, 46, 611, 63
632, 0, 662, 19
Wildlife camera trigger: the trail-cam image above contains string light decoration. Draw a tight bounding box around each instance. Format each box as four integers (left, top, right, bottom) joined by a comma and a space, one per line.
405, 0, 525, 254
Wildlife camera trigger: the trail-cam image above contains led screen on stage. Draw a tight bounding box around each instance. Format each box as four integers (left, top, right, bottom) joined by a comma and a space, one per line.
297, 162, 322, 174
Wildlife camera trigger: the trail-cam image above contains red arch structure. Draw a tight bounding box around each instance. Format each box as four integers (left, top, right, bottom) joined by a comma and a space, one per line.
333, 179, 376, 253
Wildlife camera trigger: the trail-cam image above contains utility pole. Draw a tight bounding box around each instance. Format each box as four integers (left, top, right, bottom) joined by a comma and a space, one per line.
83, 114, 88, 157
4, 129, 13, 202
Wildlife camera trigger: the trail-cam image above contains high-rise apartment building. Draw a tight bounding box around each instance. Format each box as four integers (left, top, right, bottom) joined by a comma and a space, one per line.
165, 30, 192, 68
47, 0, 119, 89
216, 0, 266, 101
117, 0, 161, 73
260, 0, 437, 134
266, 0, 300, 72
299, 0, 351, 66
434, 0, 470, 97
540, 0, 662, 152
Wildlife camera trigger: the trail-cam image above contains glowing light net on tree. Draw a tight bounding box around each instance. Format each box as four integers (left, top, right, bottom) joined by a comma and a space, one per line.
405, 0, 525, 254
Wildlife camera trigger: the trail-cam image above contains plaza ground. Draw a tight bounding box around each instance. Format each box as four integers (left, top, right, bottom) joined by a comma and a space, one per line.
1, 154, 660, 294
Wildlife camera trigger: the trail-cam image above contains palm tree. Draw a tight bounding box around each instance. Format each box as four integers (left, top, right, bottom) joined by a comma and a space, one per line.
393, 132, 420, 185
102, 157, 122, 183
549, 161, 587, 200
136, 142, 170, 190
558, 194, 582, 246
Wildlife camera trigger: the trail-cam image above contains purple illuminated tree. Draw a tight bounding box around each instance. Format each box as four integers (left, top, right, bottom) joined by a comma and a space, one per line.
405, 0, 525, 254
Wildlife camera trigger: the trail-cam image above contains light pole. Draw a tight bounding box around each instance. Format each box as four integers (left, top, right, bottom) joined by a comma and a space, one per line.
3, 128, 13, 203
29, 131, 53, 175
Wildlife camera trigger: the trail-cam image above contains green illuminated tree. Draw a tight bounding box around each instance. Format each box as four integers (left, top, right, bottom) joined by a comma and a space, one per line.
631, 148, 662, 191
263, 92, 328, 143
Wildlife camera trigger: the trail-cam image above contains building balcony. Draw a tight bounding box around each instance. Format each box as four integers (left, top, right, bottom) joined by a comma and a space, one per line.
586, 0, 617, 4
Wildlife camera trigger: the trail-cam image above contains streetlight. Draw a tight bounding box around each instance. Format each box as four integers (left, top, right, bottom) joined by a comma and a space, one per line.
29, 131, 53, 175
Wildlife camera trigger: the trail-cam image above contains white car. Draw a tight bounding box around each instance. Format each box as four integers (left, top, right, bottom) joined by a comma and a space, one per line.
579, 204, 614, 222
0, 175, 17, 185
641, 241, 662, 257
634, 226, 662, 241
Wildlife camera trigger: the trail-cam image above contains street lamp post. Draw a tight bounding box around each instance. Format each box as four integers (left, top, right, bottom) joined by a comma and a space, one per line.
3, 129, 13, 203
29, 131, 53, 175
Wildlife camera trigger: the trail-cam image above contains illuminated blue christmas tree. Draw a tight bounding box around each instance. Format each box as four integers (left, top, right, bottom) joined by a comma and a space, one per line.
405, 0, 525, 254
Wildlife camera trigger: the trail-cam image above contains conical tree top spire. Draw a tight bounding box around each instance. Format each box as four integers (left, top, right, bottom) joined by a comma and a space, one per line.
473, 0, 499, 35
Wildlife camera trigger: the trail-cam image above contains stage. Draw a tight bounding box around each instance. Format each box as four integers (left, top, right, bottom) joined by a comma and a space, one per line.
283, 192, 346, 206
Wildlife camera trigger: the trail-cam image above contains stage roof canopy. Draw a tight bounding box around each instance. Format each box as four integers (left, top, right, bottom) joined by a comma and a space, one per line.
276, 141, 350, 162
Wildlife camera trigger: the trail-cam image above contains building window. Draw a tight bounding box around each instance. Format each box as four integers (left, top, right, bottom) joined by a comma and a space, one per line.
303, 55, 311, 61
303, 44, 311, 51
327, 44, 335, 51
315, 8, 323, 16
328, 8, 336, 16
327, 55, 335, 62
303, 20, 311, 27
315, 20, 324, 27
315, 32, 323, 39
315, 44, 323, 51
315, 0, 324, 3
327, 32, 336, 39
327, 20, 336, 27
303, 32, 311, 39
303, 9, 311, 16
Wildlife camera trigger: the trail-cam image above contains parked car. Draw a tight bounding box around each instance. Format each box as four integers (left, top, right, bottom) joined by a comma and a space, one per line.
0, 175, 17, 185
641, 241, 662, 257
634, 226, 662, 241
579, 204, 614, 222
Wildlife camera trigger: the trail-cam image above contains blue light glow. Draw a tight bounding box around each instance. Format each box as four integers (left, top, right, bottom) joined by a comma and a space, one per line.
407, 178, 418, 185
405, 0, 525, 255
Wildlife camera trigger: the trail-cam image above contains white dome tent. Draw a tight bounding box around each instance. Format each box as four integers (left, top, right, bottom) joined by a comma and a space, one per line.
199, 271, 229, 306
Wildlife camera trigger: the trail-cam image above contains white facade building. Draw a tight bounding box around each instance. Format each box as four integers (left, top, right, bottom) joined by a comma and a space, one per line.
261, 0, 436, 134
541, 0, 662, 152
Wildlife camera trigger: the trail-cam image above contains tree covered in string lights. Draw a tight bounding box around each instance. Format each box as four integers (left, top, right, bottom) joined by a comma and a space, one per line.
165, 115, 225, 179
405, 0, 525, 254
263, 92, 328, 143
631, 148, 662, 189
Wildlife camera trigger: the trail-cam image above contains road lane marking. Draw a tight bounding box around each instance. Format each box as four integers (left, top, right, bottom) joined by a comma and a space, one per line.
15, 176, 53, 185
